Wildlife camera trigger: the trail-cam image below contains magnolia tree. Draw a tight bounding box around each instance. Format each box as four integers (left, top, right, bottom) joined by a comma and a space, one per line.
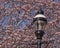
0, 0, 60, 48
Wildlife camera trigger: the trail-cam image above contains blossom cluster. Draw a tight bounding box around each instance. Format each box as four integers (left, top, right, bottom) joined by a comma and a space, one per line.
0, 0, 60, 48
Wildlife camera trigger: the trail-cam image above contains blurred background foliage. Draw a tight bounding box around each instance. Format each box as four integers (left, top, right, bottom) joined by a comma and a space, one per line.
0, 0, 60, 48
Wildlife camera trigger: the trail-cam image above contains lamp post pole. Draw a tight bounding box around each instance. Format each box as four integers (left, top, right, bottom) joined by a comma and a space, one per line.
35, 30, 44, 48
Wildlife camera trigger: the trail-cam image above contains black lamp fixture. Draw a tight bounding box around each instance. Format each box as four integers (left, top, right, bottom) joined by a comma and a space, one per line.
32, 9, 47, 48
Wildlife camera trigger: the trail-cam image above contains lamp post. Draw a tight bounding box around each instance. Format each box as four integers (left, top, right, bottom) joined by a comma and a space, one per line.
32, 10, 47, 48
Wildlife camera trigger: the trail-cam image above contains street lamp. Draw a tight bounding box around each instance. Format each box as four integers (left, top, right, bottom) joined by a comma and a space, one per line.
32, 10, 47, 48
